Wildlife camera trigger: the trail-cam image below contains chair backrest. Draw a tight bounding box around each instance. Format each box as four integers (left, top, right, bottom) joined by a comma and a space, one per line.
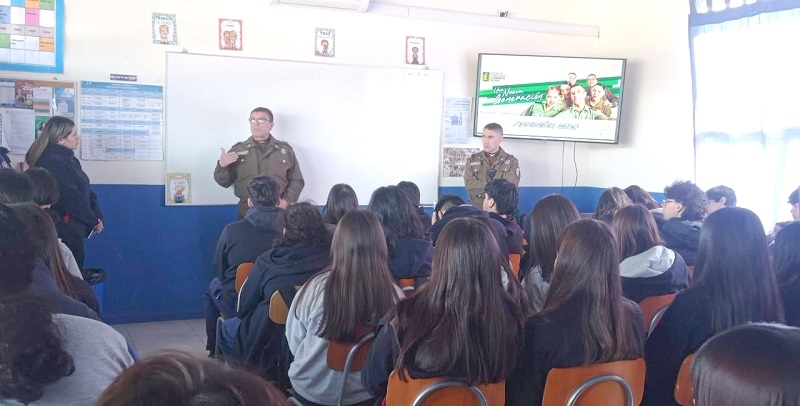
386, 371, 504, 406
399, 278, 416, 298
688, 266, 694, 278
542, 358, 646, 406
234, 262, 254, 293
268, 290, 290, 325
327, 324, 376, 372
674, 354, 695, 406
509, 254, 521, 278
638, 294, 676, 335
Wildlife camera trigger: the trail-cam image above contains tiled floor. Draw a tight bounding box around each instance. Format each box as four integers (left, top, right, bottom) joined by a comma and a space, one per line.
111, 319, 209, 359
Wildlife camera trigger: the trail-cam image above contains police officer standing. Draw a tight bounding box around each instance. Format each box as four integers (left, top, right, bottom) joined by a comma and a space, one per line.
463, 123, 520, 207
214, 107, 305, 219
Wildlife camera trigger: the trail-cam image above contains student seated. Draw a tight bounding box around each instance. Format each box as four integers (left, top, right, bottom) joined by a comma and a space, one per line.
506, 220, 645, 406
691, 323, 800, 406
643, 207, 784, 406
205, 175, 284, 357
789, 189, 800, 221
704, 185, 736, 215
287, 210, 404, 406
397, 181, 431, 231
220, 202, 331, 376
14, 203, 100, 315
322, 183, 358, 235
362, 217, 526, 401
0, 203, 37, 295
0, 292, 133, 406
24, 167, 84, 278
95, 352, 289, 406
522, 195, 580, 313
0, 168, 34, 204
368, 186, 432, 284
623, 184, 665, 228
428, 194, 510, 257
592, 187, 632, 224
612, 204, 690, 303
773, 221, 800, 327
660, 180, 707, 267
483, 179, 524, 262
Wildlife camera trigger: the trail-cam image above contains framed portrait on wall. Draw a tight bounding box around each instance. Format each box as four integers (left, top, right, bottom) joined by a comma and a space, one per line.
406, 36, 425, 65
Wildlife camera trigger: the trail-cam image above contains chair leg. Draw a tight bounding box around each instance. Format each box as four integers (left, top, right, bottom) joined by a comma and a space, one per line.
215, 316, 225, 362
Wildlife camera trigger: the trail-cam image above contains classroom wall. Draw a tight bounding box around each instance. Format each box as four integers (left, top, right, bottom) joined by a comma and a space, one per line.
1, 0, 693, 323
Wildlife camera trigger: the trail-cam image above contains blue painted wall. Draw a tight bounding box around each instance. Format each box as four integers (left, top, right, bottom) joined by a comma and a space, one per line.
91, 184, 664, 323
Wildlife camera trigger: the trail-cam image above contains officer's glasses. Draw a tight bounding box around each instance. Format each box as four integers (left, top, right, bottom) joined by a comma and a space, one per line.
248, 118, 272, 124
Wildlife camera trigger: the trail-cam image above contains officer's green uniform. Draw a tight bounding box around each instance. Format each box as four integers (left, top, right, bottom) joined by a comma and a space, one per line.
214, 135, 304, 218
463, 147, 520, 207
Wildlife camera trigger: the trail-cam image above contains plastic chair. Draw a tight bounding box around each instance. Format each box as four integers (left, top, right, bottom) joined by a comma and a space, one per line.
268, 288, 299, 325
326, 324, 376, 406
509, 253, 522, 278
674, 354, 695, 406
399, 278, 416, 297
542, 358, 645, 406
215, 262, 256, 360
638, 294, 676, 337
386, 371, 504, 406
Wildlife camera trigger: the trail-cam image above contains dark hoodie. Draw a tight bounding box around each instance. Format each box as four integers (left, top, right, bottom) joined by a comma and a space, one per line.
32, 260, 98, 320
429, 205, 510, 257
387, 236, 432, 280
489, 212, 524, 255
213, 205, 284, 311
415, 207, 432, 231
233, 240, 331, 376
660, 218, 702, 267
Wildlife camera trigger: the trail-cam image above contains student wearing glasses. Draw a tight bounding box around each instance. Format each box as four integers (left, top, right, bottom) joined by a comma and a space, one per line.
215, 107, 305, 219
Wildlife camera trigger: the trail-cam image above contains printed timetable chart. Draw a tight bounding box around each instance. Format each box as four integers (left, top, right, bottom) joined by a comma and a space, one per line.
80, 81, 164, 161
0, 0, 64, 73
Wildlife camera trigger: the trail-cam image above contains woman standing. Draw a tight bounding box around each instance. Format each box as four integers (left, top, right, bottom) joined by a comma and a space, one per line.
25, 117, 103, 268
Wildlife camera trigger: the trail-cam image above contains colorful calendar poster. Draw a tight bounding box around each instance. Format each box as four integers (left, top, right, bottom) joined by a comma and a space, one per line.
0, 0, 64, 73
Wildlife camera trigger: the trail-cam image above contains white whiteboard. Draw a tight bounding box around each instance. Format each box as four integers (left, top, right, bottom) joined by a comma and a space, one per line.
165, 53, 443, 206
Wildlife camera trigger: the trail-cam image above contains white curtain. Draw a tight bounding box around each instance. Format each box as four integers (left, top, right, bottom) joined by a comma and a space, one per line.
691, 4, 800, 229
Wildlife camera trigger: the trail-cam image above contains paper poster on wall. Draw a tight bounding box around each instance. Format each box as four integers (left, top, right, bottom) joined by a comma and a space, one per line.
166, 173, 191, 204
0, 78, 75, 153
152, 12, 178, 45
442, 147, 480, 178
405, 36, 425, 65
0, 0, 65, 74
53, 87, 74, 118
443, 97, 472, 145
219, 19, 242, 51
315, 28, 335, 57
0, 108, 36, 154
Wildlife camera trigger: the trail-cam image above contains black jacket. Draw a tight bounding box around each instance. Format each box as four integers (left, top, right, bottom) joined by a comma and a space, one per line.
489, 212, 524, 255
31, 260, 98, 320
233, 240, 330, 372
429, 205, 510, 257
415, 207, 432, 231
387, 236, 432, 280
35, 143, 102, 236
213, 205, 284, 311
47, 208, 87, 269
619, 247, 691, 303
781, 280, 800, 328
660, 218, 702, 267
506, 299, 645, 406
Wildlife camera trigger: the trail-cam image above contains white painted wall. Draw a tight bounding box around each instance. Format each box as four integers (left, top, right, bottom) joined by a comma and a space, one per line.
3, 0, 694, 192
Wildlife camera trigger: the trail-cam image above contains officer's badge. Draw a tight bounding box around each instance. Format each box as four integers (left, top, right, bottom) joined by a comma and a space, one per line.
280, 148, 287, 155
505, 159, 511, 165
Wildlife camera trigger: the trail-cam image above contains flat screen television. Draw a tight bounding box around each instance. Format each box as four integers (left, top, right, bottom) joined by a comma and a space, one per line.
474, 53, 627, 144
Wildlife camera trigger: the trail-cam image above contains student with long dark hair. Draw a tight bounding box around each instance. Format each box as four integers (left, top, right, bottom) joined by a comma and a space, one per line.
773, 221, 800, 327
643, 207, 784, 406
322, 183, 358, 234
592, 187, 632, 224
397, 181, 431, 231
522, 195, 580, 313
691, 323, 800, 406
506, 220, 645, 405
287, 210, 403, 406
220, 202, 331, 374
624, 184, 665, 229
367, 186, 432, 283
612, 204, 690, 302
12, 203, 98, 319
362, 217, 526, 399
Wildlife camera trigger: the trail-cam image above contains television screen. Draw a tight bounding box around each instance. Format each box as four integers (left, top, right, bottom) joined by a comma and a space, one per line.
474, 53, 626, 144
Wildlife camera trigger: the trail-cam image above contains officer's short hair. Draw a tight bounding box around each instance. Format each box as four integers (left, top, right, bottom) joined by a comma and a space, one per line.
247, 176, 280, 207
483, 123, 503, 135
706, 185, 737, 207
250, 107, 273, 122
0, 169, 34, 204
434, 194, 464, 215
484, 179, 519, 216
396, 181, 421, 208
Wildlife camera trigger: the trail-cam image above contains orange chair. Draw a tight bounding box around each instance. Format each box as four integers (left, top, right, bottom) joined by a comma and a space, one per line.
674, 354, 695, 406
386, 371, 504, 406
542, 358, 645, 406
327, 324, 377, 406
399, 278, 416, 298
234, 262, 255, 293
688, 266, 694, 279
638, 294, 676, 337
509, 254, 522, 278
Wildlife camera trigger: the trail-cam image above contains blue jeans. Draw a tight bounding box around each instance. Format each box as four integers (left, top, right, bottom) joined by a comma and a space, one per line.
204, 278, 236, 351
219, 316, 241, 364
